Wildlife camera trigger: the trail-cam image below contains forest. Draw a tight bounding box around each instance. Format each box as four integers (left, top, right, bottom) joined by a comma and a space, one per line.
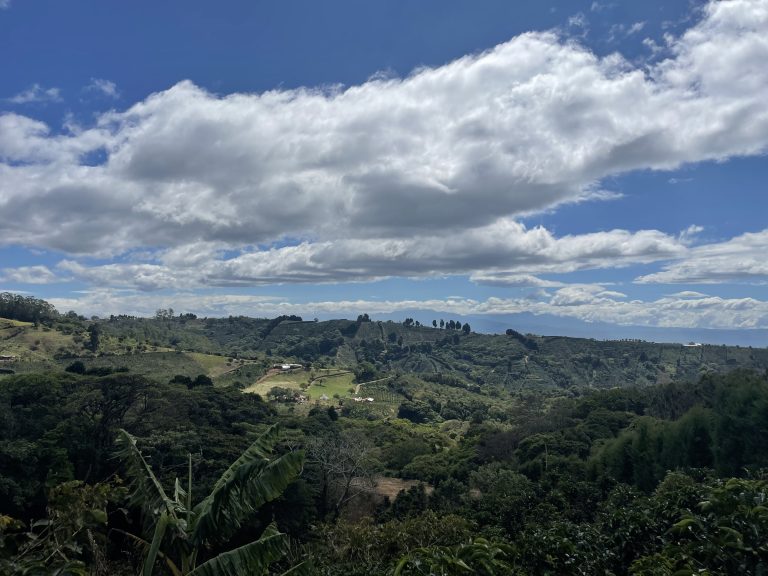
1, 295, 767, 575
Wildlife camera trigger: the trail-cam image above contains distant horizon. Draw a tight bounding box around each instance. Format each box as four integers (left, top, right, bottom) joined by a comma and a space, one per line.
27, 298, 768, 348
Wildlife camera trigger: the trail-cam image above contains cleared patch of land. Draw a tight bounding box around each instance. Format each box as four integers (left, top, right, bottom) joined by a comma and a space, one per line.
244, 368, 355, 403
0, 317, 34, 328
185, 352, 236, 377
373, 477, 433, 499
308, 371, 356, 401
1, 318, 82, 365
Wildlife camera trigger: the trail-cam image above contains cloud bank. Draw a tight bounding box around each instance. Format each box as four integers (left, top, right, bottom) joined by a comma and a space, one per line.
47, 286, 768, 330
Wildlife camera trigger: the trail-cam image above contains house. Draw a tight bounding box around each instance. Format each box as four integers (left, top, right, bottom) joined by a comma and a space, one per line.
272, 363, 304, 371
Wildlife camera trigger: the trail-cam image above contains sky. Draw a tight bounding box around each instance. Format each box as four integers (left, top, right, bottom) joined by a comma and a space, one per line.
1, 0, 768, 341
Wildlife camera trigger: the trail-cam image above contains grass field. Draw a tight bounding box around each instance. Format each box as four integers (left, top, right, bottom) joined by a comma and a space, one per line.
0, 317, 34, 328
185, 352, 234, 377
1, 319, 82, 364
308, 371, 355, 400
53, 351, 210, 382
244, 369, 355, 404
244, 369, 311, 395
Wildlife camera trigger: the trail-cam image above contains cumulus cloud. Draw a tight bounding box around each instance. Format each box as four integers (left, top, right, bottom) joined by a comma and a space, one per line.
469, 272, 565, 288
1, 265, 60, 284
85, 78, 119, 99
636, 229, 768, 284
669, 290, 710, 298
52, 222, 685, 289
7, 84, 62, 104
1, 0, 767, 287
46, 286, 768, 330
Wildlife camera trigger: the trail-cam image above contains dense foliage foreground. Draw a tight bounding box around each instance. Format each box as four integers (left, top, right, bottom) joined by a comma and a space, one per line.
0, 366, 766, 575
1, 295, 767, 574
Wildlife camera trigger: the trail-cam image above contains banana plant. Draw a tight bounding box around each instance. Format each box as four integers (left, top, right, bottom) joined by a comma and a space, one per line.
115, 424, 309, 575
393, 538, 514, 576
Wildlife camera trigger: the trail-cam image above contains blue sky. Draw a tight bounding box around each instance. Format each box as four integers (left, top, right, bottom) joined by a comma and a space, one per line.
1, 0, 768, 341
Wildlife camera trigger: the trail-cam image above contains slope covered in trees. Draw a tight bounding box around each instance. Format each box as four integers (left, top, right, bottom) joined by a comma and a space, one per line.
1, 301, 768, 574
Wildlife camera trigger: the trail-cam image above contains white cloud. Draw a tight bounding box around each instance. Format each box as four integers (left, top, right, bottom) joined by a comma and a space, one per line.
590, 2, 615, 12
1, 265, 60, 284
7, 84, 62, 104
85, 78, 119, 99
469, 272, 565, 288
669, 290, 710, 298
607, 21, 646, 42
53, 222, 686, 289
568, 12, 589, 31
46, 287, 768, 330
678, 224, 704, 245
636, 229, 768, 284
0, 0, 767, 288
667, 176, 693, 184
0, 0, 11, 9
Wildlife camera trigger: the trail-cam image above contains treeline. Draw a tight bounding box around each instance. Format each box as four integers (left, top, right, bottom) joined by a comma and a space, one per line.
0, 293, 58, 324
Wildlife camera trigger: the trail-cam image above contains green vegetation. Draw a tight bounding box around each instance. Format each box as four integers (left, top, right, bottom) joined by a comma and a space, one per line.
309, 371, 356, 401
117, 424, 307, 575
2, 297, 768, 574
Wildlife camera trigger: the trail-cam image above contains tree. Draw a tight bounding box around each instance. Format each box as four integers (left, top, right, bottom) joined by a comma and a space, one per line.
155, 308, 175, 320
631, 477, 768, 575
116, 424, 308, 575
0, 480, 125, 576
354, 362, 377, 383
87, 324, 100, 352
189, 375, 213, 388
398, 400, 438, 424
66, 360, 87, 374
306, 431, 379, 519
462, 323, 470, 335
432, 320, 437, 328
0, 293, 58, 324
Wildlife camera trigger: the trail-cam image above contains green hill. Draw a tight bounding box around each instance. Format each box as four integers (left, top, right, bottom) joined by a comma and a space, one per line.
3, 298, 768, 392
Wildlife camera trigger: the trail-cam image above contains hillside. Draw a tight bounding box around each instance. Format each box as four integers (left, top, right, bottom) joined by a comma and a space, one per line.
3, 310, 767, 393
3, 300, 768, 575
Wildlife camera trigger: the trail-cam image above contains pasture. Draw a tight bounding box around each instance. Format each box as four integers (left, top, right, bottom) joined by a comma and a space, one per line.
244, 368, 355, 403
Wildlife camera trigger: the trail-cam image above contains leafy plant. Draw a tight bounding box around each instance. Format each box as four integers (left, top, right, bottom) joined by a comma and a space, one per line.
394, 538, 513, 575
116, 424, 309, 575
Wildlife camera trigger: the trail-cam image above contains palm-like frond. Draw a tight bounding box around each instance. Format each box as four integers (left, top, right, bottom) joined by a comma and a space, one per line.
278, 560, 314, 575
115, 429, 177, 520
187, 524, 286, 576
142, 511, 171, 576
111, 529, 182, 576
192, 425, 304, 545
